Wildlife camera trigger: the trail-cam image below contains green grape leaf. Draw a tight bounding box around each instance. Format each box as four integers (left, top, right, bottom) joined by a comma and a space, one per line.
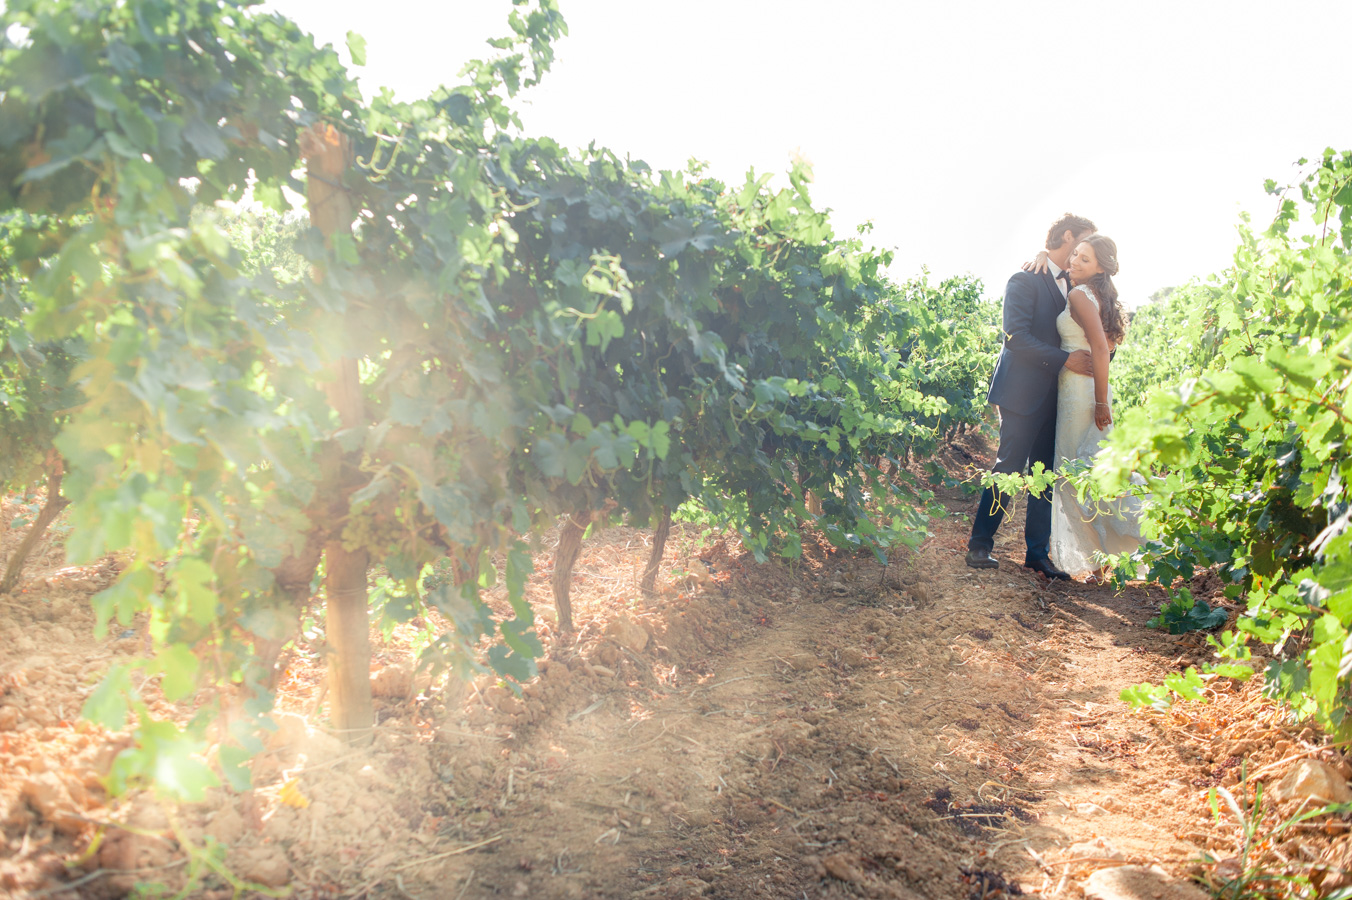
139, 720, 219, 802
347, 30, 367, 66
183, 117, 227, 160
156, 644, 200, 701
1149, 589, 1230, 634
218, 743, 254, 792
172, 558, 219, 626
82, 664, 134, 729
91, 567, 155, 638
105, 132, 142, 159
487, 644, 536, 683
505, 543, 533, 603
532, 433, 568, 479
115, 106, 158, 149
1163, 668, 1207, 701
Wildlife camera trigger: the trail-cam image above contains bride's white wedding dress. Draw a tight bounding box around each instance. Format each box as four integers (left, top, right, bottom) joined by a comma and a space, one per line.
1049, 284, 1144, 577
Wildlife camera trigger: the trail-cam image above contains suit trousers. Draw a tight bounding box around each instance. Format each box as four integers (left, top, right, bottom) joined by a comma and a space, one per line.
967, 394, 1057, 562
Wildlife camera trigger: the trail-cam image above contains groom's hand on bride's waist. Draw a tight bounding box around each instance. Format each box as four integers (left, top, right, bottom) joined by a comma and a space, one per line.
1063, 350, 1094, 376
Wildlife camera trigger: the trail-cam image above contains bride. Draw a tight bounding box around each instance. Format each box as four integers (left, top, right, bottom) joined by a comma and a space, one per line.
1035, 235, 1142, 581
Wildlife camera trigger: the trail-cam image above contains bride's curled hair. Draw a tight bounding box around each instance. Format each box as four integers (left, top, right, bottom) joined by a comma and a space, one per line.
1083, 234, 1125, 345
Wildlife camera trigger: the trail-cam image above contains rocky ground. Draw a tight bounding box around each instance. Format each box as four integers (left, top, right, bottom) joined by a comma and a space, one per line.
2, 437, 1351, 899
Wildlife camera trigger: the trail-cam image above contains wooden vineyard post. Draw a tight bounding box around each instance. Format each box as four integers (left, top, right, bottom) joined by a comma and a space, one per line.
639, 506, 671, 598
322, 542, 372, 745
300, 123, 374, 746
551, 511, 591, 634
805, 490, 824, 516
796, 466, 823, 517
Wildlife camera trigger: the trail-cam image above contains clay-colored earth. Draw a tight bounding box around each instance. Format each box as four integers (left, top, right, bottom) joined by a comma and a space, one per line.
2, 438, 1349, 899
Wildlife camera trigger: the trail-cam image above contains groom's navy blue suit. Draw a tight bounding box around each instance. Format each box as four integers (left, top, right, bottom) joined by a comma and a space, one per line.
968, 267, 1071, 562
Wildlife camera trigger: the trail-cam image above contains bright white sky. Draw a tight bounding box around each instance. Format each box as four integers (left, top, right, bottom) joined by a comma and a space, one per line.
268, 0, 1352, 308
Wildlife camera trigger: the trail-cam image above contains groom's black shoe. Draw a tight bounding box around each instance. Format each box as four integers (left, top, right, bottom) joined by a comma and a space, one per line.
1024, 557, 1071, 580
965, 549, 999, 570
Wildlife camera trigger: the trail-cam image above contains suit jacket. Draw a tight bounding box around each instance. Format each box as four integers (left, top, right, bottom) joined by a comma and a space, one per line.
986, 269, 1071, 416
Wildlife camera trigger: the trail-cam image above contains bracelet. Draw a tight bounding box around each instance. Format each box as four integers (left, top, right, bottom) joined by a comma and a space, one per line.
1095, 402, 1110, 408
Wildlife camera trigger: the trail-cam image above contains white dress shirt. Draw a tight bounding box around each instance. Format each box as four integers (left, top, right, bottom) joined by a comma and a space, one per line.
1047, 258, 1069, 298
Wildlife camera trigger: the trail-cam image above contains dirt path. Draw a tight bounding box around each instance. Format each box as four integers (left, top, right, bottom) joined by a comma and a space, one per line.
0, 444, 1336, 899
457, 497, 1197, 900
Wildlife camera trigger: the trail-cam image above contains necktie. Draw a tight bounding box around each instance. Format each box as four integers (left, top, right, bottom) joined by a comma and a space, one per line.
1057, 270, 1071, 294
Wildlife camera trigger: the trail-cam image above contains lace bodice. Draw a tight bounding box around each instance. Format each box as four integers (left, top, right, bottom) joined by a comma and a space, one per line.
1055, 283, 1099, 353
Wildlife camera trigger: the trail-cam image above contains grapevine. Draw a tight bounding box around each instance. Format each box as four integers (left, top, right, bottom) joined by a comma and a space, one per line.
1096, 150, 1352, 734
0, 0, 1001, 795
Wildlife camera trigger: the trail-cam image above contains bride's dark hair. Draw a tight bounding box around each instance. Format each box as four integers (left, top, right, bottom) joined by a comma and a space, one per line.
1081, 234, 1125, 345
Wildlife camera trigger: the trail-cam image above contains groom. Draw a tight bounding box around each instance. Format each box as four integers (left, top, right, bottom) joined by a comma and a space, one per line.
966, 213, 1097, 578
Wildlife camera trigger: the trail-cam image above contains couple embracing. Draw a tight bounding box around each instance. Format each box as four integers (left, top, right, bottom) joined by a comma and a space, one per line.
966, 213, 1141, 583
